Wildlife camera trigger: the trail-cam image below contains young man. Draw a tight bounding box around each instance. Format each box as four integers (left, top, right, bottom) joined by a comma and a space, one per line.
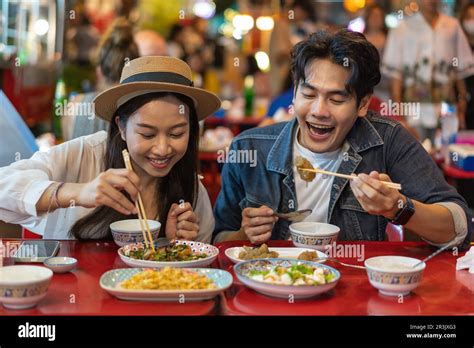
213, 29, 472, 249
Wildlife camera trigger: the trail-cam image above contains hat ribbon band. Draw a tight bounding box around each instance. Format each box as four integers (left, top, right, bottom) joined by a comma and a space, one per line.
121, 71, 193, 86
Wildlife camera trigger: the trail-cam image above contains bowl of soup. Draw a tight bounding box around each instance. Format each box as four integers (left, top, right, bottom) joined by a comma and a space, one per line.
0, 265, 53, 309
110, 219, 161, 247
289, 222, 340, 251
364, 255, 426, 296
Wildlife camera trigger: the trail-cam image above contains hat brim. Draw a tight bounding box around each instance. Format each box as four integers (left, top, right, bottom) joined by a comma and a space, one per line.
93, 82, 221, 122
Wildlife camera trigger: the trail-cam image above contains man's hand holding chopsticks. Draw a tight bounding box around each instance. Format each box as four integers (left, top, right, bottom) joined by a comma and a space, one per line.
350, 171, 406, 219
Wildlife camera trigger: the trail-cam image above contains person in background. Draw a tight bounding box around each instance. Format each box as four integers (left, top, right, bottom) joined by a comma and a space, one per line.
460, 2, 474, 130
259, 72, 294, 127
134, 30, 168, 56
189, 17, 219, 93
62, 17, 139, 141
363, 4, 390, 103
269, 3, 293, 98
290, 0, 318, 44
266, 73, 294, 118
269, 0, 318, 98
383, 0, 474, 142
65, 8, 100, 67
167, 24, 185, 59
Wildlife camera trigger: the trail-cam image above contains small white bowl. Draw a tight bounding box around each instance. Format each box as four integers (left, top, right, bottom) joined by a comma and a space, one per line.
364, 256, 426, 296
110, 219, 161, 247
0, 265, 53, 309
289, 222, 340, 251
44, 257, 77, 274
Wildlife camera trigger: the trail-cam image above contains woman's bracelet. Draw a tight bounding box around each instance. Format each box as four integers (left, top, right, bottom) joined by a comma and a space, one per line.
53, 182, 65, 209
46, 182, 64, 213
46, 184, 56, 214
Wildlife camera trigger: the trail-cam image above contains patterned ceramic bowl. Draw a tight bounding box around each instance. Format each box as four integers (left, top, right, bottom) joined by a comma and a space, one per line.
118, 240, 220, 268
289, 222, 340, 251
364, 256, 426, 296
0, 265, 53, 309
110, 219, 161, 247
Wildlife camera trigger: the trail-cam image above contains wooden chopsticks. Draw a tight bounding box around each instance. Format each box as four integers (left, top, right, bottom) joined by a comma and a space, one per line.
298, 167, 402, 190
122, 149, 155, 251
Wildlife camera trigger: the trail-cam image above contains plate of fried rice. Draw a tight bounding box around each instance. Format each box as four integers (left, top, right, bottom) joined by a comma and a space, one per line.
100, 267, 232, 301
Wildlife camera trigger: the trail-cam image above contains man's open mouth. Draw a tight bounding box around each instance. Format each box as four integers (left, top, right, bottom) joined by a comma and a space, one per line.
306, 122, 335, 136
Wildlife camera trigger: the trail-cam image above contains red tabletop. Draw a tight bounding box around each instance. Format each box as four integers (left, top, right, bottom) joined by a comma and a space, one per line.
216, 240, 474, 316
0, 240, 217, 316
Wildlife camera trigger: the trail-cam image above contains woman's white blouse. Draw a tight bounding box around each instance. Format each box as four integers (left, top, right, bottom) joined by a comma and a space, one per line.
0, 131, 215, 242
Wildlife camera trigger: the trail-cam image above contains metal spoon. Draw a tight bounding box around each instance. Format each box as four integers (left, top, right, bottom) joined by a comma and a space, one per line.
412, 242, 454, 269
273, 209, 312, 222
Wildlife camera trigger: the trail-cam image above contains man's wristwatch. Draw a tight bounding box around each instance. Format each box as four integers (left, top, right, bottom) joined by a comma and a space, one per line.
390, 196, 415, 226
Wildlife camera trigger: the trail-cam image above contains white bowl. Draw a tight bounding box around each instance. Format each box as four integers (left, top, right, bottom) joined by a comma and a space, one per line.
110, 219, 161, 247
289, 222, 340, 251
0, 265, 53, 309
44, 257, 77, 274
364, 256, 426, 296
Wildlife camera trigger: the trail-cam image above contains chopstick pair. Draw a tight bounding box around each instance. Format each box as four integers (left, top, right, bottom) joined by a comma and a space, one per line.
122, 149, 155, 251
298, 167, 402, 190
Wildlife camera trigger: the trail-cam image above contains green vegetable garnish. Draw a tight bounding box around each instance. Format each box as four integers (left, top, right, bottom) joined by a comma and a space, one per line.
325, 272, 335, 282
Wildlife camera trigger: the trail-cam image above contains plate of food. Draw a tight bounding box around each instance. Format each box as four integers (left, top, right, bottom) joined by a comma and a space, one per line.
100, 267, 232, 301
225, 243, 328, 264
118, 240, 219, 268
234, 258, 340, 299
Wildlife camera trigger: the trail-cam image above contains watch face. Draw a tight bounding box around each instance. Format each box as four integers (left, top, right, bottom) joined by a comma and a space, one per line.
392, 197, 415, 225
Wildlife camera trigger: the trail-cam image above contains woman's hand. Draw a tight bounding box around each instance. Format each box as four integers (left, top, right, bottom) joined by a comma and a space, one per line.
165, 202, 200, 241
77, 168, 141, 215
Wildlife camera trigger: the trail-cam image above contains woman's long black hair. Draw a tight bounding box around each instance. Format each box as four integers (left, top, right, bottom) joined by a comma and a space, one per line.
70, 92, 199, 240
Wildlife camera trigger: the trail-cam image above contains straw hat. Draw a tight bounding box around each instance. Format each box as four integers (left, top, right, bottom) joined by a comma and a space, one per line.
93, 56, 221, 121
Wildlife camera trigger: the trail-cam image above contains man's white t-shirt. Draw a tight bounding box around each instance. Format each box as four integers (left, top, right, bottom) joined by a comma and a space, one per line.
292, 128, 349, 223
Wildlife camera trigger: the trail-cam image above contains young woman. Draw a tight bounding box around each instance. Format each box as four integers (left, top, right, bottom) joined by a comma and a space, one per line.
0, 56, 221, 242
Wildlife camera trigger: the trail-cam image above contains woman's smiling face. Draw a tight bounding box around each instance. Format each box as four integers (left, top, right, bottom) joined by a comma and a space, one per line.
293, 58, 371, 153
118, 94, 190, 178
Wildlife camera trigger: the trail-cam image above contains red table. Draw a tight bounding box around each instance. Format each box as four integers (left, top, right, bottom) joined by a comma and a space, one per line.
0, 240, 217, 316
216, 240, 473, 316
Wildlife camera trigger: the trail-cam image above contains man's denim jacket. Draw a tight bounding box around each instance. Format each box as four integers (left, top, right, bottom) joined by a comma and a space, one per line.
213, 112, 472, 249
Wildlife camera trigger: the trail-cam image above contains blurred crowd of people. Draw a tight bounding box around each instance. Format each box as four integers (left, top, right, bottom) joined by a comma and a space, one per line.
62, 0, 474, 145
265, 0, 474, 145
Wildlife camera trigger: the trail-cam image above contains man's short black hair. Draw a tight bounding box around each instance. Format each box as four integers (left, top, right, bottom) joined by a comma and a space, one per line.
291, 29, 381, 105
